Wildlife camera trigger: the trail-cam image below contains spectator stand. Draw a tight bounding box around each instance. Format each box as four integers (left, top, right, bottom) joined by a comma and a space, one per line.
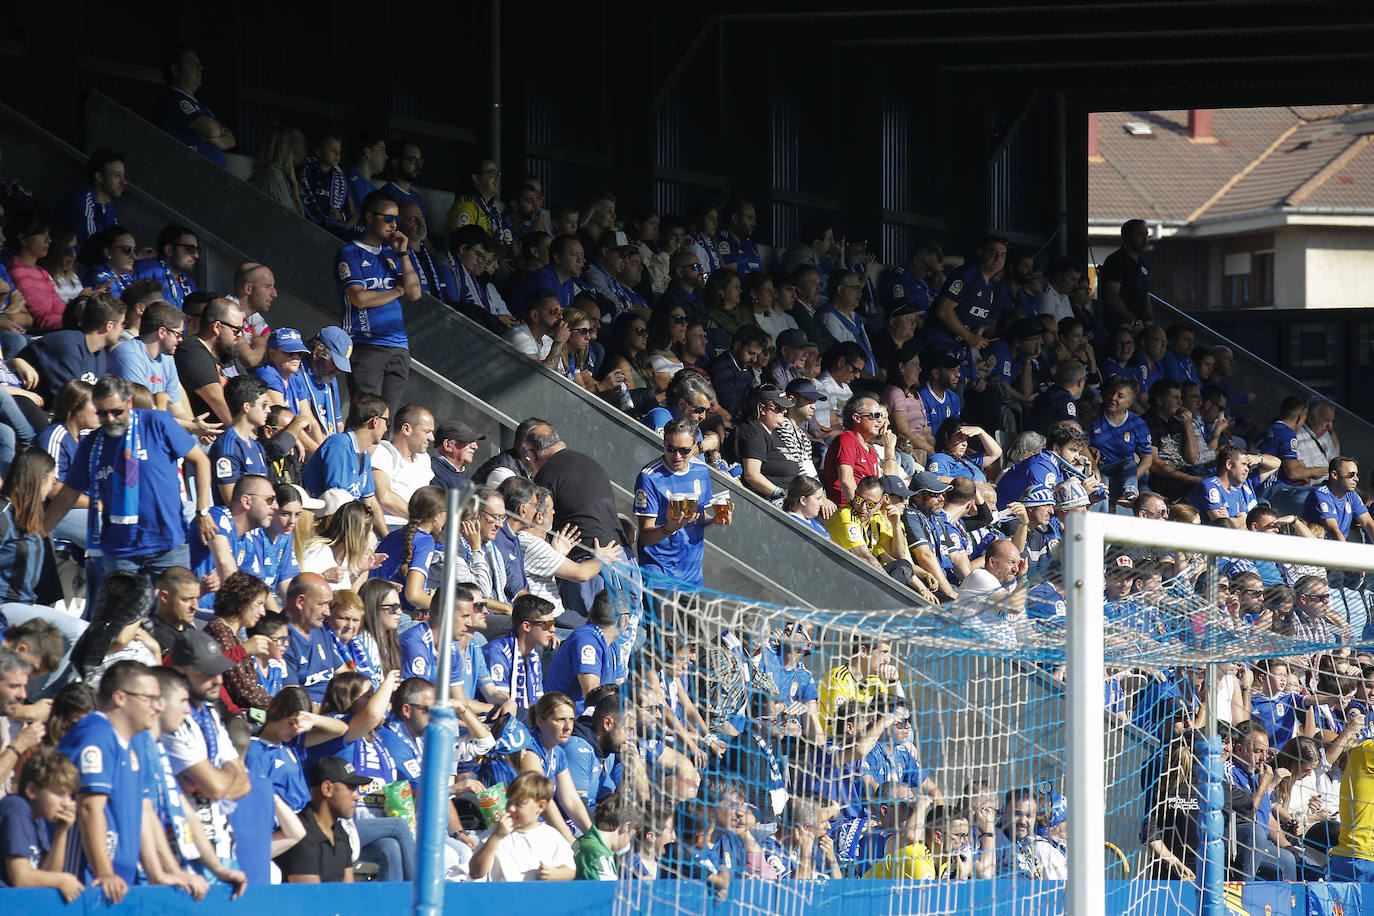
80, 89, 921, 614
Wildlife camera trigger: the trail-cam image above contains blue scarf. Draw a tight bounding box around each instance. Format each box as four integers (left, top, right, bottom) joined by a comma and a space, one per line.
326, 625, 376, 683
88, 411, 142, 548
192, 701, 219, 764
817, 305, 877, 375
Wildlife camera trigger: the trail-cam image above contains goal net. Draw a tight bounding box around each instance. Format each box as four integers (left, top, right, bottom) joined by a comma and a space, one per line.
607, 509, 1374, 916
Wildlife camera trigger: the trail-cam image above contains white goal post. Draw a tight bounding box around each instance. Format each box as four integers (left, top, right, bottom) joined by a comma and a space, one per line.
1063, 511, 1374, 916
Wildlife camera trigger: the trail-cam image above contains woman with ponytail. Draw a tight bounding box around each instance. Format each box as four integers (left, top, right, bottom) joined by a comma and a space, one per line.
373, 485, 447, 613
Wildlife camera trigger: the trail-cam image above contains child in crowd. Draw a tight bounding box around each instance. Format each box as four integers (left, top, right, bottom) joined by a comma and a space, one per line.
467, 772, 575, 882
249, 611, 291, 698
0, 748, 84, 900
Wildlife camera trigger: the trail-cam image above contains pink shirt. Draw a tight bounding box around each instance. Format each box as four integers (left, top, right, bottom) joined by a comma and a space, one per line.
884, 385, 930, 445
7, 259, 65, 330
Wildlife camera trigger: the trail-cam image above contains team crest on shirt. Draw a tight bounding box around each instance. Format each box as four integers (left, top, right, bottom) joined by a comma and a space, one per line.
411, 657, 427, 675
180, 100, 196, 115
458, 213, 472, 226
1320, 502, 1331, 513
1046, 473, 1057, 485
847, 524, 861, 541
1140, 265, 1150, 276
1123, 432, 1131, 443
893, 285, 904, 297
216, 458, 232, 479
403, 759, 421, 778
1276, 703, 1285, 716
788, 682, 798, 699
634, 489, 648, 511
948, 280, 963, 296
80, 746, 103, 774
490, 664, 505, 682
338, 263, 351, 281
718, 241, 730, 254
580, 644, 598, 665
129, 749, 140, 772
1209, 488, 1221, 504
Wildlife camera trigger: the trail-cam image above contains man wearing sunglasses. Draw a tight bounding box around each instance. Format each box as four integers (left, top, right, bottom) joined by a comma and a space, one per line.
483, 594, 558, 714
132, 224, 200, 309
635, 418, 727, 587
336, 190, 423, 419
174, 297, 244, 427
505, 288, 570, 371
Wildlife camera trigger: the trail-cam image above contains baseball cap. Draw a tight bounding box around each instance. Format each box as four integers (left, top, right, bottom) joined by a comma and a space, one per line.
753, 384, 793, 412
319, 488, 356, 518
314, 326, 353, 372
1054, 479, 1090, 510
880, 474, 914, 500
267, 327, 309, 353
169, 628, 235, 676
775, 328, 812, 350
910, 471, 952, 495
889, 303, 920, 319
308, 756, 370, 788
1022, 485, 1055, 507
284, 483, 325, 511
435, 420, 487, 445
784, 378, 826, 402
927, 351, 962, 370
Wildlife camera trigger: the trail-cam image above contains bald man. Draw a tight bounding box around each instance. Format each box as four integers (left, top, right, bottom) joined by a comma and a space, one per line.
232, 262, 278, 367
282, 572, 337, 692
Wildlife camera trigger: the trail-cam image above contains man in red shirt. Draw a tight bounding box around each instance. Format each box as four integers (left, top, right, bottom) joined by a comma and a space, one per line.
822, 394, 900, 504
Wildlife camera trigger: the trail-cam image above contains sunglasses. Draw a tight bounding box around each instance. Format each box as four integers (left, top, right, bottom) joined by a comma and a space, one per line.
380, 602, 403, 613
368, 211, 399, 224
664, 445, 693, 456
535, 619, 557, 632
855, 497, 880, 509
112, 244, 134, 254
670, 315, 688, 324
219, 322, 244, 337
633, 327, 648, 336
96, 407, 127, 419
570, 327, 593, 336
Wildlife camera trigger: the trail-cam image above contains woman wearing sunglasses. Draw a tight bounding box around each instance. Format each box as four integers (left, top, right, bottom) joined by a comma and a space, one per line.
81, 226, 138, 299
731, 385, 802, 506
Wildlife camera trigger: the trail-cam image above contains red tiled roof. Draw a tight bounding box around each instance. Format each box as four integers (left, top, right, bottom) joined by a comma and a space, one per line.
1088, 105, 1371, 224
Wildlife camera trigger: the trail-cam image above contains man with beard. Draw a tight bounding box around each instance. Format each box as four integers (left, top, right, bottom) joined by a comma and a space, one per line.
174, 296, 245, 426
396, 200, 457, 304
45, 375, 215, 583
133, 224, 200, 308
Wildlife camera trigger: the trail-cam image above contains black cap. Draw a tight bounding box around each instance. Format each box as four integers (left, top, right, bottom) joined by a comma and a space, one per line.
753, 384, 794, 411
775, 328, 812, 350
785, 378, 826, 402
169, 628, 235, 676
880, 474, 914, 499
308, 756, 371, 788
435, 420, 486, 445
928, 351, 962, 370
889, 303, 920, 319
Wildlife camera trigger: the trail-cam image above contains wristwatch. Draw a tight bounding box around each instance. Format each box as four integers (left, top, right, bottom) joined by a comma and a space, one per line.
197, 507, 211, 518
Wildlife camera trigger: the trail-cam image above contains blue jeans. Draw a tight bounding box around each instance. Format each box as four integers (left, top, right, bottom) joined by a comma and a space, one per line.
1098, 459, 1139, 504
0, 602, 88, 699
354, 816, 417, 882
1234, 819, 1297, 881
0, 388, 33, 476
100, 543, 191, 583
1263, 483, 1313, 517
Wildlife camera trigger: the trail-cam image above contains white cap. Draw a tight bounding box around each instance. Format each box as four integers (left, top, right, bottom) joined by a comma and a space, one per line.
319, 488, 356, 517
284, 483, 325, 511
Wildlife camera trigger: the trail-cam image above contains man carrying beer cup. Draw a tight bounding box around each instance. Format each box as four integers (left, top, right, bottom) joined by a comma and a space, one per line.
634, 417, 732, 586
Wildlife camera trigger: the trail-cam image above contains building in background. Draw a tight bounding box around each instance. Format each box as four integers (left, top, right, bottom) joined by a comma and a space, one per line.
1088, 105, 1374, 310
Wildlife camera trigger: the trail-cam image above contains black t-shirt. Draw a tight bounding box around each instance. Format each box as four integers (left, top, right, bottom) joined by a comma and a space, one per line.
274, 807, 353, 882
148, 615, 190, 655
1145, 411, 1193, 499
534, 448, 624, 548
174, 337, 225, 419
1099, 249, 1150, 322
731, 421, 800, 493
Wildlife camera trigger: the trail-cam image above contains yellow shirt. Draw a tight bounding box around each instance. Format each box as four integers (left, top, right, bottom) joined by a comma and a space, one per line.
818, 664, 889, 728
825, 507, 893, 559
444, 194, 511, 244
865, 841, 935, 880
1335, 739, 1374, 861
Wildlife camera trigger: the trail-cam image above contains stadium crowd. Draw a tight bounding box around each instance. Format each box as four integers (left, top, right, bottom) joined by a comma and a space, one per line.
0, 45, 1368, 897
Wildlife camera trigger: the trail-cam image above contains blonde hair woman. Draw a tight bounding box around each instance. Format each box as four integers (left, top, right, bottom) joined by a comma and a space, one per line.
248, 123, 303, 215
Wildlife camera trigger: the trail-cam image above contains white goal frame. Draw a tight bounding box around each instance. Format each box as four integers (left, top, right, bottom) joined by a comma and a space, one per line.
1063, 511, 1374, 916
